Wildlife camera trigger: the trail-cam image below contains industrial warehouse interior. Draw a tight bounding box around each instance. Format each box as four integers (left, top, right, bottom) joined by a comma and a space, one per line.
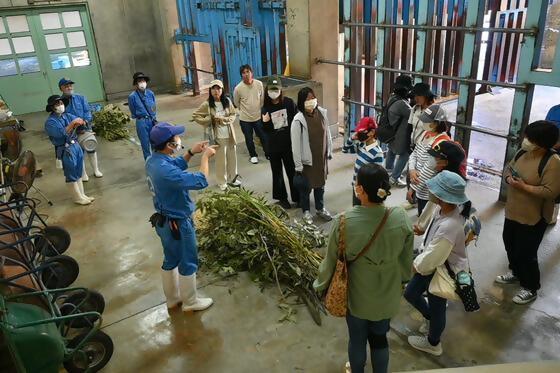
0, 1, 559, 373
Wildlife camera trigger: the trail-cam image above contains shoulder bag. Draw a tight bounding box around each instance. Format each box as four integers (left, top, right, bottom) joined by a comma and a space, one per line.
325, 208, 392, 317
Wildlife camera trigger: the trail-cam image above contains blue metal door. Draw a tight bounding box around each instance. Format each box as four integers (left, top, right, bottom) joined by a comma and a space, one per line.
225, 27, 262, 89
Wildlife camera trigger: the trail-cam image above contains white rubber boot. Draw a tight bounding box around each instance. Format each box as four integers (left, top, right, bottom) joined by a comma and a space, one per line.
77, 178, 94, 202
179, 273, 213, 312
82, 160, 89, 182
68, 182, 91, 205
89, 152, 103, 178
161, 268, 181, 309
56, 159, 63, 169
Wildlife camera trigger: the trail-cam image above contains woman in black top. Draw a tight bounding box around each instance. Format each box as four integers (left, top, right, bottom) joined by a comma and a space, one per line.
262, 77, 299, 209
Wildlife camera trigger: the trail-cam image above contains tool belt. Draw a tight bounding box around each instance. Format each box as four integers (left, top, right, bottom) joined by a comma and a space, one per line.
149, 212, 181, 240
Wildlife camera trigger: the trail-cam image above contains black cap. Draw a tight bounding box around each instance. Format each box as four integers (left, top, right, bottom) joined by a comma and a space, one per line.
132, 72, 151, 86
45, 95, 68, 112
412, 83, 435, 98
395, 75, 413, 90
428, 141, 465, 166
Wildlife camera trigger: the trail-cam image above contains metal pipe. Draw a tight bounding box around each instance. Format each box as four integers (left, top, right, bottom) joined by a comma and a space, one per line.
341, 96, 517, 140
183, 65, 222, 76
342, 22, 537, 35
316, 58, 528, 90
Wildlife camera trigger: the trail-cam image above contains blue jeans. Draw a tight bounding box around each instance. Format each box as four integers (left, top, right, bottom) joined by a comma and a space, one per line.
385, 149, 409, 180
346, 313, 390, 373
155, 218, 198, 276
240, 120, 269, 158
404, 273, 447, 345
136, 118, 153, 160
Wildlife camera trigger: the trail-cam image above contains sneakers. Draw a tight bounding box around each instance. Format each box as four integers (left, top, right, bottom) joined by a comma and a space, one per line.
513, 288, 537, 305
302, 211, 313, 225
250, 157, 258, 164
419, 320, 429, 334
316, 208, 333, 221
408, 335, 443, 356
229, 175, 242, 187
495, 273, 519, 284
279, 199, 291, 210
390, 176, 407, 188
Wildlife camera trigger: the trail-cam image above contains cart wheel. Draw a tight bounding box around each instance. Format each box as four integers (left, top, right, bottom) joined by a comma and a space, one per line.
64, 330, 114, 373
40, 255, 79, 289
35, 226, 71, 256
60, 290, 106, 328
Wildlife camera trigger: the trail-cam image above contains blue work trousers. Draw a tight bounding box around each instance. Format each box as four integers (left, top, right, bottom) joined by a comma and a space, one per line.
404, 273, 448, 345
346, 313, 390, 373
136, 118, 153, 160
63, 142, 84, 183
155, 217, 198, 276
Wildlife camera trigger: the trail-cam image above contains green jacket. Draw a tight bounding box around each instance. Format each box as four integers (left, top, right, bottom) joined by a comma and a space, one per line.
314, 205, 414, 321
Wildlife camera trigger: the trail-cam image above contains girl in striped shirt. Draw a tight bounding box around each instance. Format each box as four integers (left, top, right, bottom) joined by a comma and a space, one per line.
352, 117, 384, 205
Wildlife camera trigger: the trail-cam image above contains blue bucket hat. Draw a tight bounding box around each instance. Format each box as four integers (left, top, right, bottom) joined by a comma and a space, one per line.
150, 122, 185, 146
426, 170, 469, 205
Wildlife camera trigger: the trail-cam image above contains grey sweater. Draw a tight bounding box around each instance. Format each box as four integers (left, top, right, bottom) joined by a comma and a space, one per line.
387, 96, 412, 155
290, 107, 333, 172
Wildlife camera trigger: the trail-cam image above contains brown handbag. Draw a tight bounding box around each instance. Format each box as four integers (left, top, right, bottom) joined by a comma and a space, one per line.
324, 208, 392, 317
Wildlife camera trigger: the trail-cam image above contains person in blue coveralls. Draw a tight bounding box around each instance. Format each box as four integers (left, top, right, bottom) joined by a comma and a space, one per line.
146, 122, 218, 312
128, 72, 157, 160
44, 95, 94, 205
59, 77, 103, 180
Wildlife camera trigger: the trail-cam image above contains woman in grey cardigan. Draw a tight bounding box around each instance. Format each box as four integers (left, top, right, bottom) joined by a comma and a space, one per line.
291, 87, 333, 225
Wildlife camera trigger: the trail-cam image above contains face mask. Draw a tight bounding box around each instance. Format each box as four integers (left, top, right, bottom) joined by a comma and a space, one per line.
521, 138, 538, 152
304, 98, 318, 111
54, 104, 65, 114
63, 89, 73, 96
357, 131, 369, 142
138, 82, 147, 90
268, 91, 281, 100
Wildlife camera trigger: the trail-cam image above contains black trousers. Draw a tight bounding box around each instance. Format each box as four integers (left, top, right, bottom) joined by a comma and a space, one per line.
269, 150, 298, 203
502, 218, 548, 291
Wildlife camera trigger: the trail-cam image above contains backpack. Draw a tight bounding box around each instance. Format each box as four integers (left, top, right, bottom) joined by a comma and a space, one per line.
514, 148, 560, 203
376, 97, 403, 144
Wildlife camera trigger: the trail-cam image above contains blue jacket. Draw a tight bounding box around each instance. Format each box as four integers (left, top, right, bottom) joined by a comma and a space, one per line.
65, 93, 92, 123
128, 89, 157, 121
45, 113, 79, 147
146, 153, 208, 219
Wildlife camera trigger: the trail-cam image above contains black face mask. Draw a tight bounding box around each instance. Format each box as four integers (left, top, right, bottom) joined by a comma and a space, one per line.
357, 131, 369, 142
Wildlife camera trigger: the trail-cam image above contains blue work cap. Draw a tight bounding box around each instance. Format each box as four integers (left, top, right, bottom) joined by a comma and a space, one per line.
150, 122, 185, 146
58, 77, 75, 87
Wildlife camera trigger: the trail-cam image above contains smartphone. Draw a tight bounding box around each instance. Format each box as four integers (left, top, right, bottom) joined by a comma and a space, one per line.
508, 165, 522, 181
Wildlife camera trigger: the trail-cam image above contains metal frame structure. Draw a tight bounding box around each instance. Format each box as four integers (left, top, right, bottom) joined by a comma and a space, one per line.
323, 0, 560, 201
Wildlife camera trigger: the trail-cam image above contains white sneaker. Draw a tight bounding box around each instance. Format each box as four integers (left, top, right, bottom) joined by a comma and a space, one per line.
302, 211, 313, 225
408, 335, 443, 356
495, 272, 518, 284
316, 208, 333, 221
229, 175, 242, 187
250, 157, 258, 164
179, 273, 213, 312
390, 176, 406, 188
512, 288, 537, 305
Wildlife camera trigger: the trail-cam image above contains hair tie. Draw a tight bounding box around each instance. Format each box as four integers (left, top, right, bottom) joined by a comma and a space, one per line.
377, 188, 388, 199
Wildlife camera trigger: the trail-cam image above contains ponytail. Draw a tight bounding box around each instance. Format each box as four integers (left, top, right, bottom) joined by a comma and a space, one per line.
461, 200, 472, 219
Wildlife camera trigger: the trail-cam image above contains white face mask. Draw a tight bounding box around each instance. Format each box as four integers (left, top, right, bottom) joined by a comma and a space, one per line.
54, 104, 65, 114
268, 91, 281, 100
63, 89, 74, 96
304, 98, 318, 111
138, 82, 147, 90
521, 138, 538, 152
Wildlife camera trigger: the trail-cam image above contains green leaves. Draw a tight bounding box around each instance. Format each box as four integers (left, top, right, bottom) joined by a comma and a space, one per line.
194, 188, 327, 324
91, 104, 131, 141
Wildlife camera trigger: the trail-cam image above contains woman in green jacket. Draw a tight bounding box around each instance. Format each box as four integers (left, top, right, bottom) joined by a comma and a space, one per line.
314, 164, 414, 373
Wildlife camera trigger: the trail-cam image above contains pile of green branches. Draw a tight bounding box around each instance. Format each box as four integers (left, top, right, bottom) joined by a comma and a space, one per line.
91, 104, 130, 141
195, 188, 327, 325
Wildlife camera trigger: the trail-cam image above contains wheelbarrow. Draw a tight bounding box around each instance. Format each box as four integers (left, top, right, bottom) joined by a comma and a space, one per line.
0, 291, 114, 373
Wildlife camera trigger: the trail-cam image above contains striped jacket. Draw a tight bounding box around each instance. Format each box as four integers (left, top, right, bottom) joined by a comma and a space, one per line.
409, 133, 450, 200
353, 141, 384, 185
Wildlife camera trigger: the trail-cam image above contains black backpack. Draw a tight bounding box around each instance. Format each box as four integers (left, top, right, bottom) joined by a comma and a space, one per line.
376, 97, 403, 144
514, 148, 560, 203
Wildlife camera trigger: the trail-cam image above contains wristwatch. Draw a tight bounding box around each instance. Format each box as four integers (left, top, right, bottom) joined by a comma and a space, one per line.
188, 148, 194, 156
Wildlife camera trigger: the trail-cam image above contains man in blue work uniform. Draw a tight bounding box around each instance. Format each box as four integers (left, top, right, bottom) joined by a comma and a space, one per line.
44, 95, 94, 205
59, 77, 103, 180
129, 72, 157, 160
146, 122, 217, 312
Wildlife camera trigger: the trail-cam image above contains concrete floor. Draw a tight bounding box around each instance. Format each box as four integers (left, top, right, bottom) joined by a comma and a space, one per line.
16, 93, 560, 372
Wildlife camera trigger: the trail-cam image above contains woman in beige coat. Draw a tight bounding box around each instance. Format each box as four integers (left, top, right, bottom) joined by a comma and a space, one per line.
191, 80, 240, 190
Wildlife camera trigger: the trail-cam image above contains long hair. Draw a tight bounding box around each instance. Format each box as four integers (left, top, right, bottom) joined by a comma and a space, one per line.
208, 89, 230, 110
297, 87, 315, 113
264, 86, 283, 108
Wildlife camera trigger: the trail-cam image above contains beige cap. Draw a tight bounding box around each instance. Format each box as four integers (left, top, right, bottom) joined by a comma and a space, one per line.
210, 79, 224, 89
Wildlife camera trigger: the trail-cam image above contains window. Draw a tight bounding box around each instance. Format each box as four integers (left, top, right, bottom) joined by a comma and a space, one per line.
62, 11, 82, 28
18, 56, 40, 73
40, 13, 61, 30
71, 50, 90, 67
6, 16, 29, 33
0, 59, 17, 76
45, 33, 66, 50
67, 31, 86, 48
0, 39, 11, 56
50, 53, 71, 69
12, 36, 34, 54
0, 18, 5, 34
